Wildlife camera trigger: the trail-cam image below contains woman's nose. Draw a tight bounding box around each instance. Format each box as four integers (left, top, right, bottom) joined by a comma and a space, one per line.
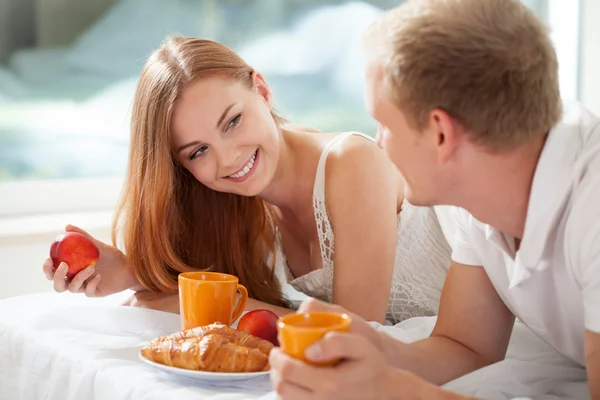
214, 145, 241, 171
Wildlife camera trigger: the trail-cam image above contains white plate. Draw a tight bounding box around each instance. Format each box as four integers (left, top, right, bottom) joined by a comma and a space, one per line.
139, 352, 270, 381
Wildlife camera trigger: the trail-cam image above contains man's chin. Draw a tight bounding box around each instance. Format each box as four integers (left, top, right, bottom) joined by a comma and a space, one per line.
404, 191, 436, 207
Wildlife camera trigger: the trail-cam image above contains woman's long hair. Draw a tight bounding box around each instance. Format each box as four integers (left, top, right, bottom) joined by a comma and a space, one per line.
112, 36, 289, 307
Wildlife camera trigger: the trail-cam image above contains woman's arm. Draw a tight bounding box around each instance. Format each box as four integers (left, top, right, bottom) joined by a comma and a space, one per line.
124, 292, 294, 317
247, 298, 295, 317
324, 136, 401, 323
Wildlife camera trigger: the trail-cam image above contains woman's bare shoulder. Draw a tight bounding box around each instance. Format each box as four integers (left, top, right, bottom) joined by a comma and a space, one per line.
324, 131, 404, 208
326, 131, 385, 167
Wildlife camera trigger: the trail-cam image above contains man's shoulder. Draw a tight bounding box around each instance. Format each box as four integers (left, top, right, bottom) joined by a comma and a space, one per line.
558, 102, 600, 242
564, 152, 600, 270
567, 101, 600, 217
559, 101, 600, 150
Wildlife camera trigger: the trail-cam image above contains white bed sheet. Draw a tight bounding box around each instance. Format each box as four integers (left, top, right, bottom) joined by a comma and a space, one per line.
0, 291, 276, 400
377, 318, 590, 400
0, 292, 590, 400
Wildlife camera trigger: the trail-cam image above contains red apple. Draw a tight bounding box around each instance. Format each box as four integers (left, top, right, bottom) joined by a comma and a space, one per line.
237, 309, 280, 346
50, 232, 100, 279
49, 240, 59, 265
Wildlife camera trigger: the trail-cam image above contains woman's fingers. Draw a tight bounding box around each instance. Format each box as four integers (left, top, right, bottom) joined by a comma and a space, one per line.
52, 262, 69, 292
68, 266, 96, 293
65, 224, 92, 237
84, 274, 102, 297
43, 258, 55, 280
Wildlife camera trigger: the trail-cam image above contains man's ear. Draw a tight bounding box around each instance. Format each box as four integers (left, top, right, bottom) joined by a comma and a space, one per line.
252, 72, 272, 108
429, 108, 463, 164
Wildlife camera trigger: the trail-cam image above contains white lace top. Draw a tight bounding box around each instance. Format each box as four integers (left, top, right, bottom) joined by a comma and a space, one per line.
276, 132, 452, 324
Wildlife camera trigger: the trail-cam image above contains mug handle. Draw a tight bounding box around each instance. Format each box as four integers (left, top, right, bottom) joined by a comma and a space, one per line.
232, 284, 248, 323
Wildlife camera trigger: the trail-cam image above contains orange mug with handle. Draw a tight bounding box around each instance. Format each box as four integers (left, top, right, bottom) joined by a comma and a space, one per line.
277, 311, 352, 366
178, 271, 248, 330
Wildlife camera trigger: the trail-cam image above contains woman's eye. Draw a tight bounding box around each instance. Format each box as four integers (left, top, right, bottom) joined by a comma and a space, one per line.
190, 145, 208, 160
227, 114, 242, 130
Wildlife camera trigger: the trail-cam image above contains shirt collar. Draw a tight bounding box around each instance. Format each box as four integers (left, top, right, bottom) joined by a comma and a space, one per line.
497, 104, 586, 288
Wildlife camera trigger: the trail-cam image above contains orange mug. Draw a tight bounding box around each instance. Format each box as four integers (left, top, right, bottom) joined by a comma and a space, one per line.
178, 271, 248, 330
277, 311, 351, 366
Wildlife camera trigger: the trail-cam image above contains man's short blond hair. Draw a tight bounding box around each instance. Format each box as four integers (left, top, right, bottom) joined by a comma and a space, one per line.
364, 0, 562, 150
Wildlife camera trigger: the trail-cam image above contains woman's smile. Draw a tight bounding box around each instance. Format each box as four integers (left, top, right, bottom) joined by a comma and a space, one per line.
223, 148, 260, 183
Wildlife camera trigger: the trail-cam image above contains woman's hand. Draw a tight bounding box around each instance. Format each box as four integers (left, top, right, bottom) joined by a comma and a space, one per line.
122, 291, 180, 313
42, 224, 139, 297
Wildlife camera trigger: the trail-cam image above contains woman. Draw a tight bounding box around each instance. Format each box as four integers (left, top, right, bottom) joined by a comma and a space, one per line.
43, 36, 451, 324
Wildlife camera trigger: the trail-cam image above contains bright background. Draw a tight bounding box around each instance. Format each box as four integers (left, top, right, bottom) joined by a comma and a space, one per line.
0, 0, 597, 299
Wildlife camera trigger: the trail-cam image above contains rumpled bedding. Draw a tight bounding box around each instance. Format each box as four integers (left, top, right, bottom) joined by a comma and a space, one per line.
0, 292, 590, 400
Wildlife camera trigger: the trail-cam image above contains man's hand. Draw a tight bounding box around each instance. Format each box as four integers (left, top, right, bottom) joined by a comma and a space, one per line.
295, 262, 516, 388
269, 330, 475, 400
297, 298, 385, 354
270, 332, 414, 399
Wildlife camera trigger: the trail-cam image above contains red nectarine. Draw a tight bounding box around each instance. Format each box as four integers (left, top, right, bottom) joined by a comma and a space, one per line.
50, 232, 99, 279
237, 309, 280, 346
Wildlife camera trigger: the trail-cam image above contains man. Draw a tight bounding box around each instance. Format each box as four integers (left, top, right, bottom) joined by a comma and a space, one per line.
268, 0, 600, 399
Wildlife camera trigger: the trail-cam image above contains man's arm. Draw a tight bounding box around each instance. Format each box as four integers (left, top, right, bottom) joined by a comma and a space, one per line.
585, 331, 600, 399
270, 331, 482, 400
268, 262, 513, 399
379, 261, 515, 384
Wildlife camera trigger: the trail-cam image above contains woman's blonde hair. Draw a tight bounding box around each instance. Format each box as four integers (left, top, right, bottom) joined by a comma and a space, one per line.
112, 36, 289, 307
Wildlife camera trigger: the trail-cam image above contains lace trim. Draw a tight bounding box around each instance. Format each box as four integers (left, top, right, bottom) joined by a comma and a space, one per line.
312, 191, 335, 272
387, 280, 436, 321
312, 132, 361, 272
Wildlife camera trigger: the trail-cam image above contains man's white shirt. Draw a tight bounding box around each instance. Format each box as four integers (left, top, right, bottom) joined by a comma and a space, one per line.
452, 102, 600, 366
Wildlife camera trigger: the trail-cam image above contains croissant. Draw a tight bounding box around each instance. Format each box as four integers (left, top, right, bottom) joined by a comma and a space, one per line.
142, 323, 274, 373
151, 323, 273, 356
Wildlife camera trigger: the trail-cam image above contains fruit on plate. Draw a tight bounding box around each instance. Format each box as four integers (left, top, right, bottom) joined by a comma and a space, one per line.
50, 232, 100, 279
237, 309, 280, 346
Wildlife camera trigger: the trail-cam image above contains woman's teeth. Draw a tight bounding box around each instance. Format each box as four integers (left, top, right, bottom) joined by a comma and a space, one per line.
228, 151, 257, 179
